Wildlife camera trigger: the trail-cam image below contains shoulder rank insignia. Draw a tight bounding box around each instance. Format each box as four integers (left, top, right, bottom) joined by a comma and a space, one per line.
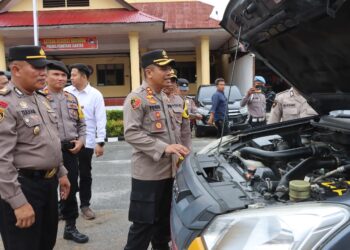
131, 96, 142, 110
36, 89, 47, 96
272, 101, 277, 108
0, 86, 10, 96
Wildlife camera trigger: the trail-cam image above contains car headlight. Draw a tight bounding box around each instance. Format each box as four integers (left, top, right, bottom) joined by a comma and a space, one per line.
239, 106, 248, 115
190, 203, 349, 250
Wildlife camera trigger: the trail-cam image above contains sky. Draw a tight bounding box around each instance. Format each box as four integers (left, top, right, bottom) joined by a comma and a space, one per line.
199, 0, 230, 20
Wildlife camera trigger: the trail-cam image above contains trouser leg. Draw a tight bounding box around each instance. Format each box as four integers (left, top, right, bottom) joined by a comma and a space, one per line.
40, 178, 59, 250
151, 179, 173, 250
60, 150, 79, 220
124, 222, 154, 250
0, 176, 58, 250
78, 147, 94, 208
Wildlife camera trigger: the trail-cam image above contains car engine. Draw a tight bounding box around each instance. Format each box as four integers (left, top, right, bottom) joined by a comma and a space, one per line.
202, 116, 350, 204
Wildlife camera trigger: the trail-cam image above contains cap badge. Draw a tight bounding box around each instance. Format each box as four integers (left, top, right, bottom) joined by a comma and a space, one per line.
162, 50, 168, 59
39, 48, 45, 56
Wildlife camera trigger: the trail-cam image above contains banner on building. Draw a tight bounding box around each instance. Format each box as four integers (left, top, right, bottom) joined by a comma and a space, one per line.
40, 37, 98, 51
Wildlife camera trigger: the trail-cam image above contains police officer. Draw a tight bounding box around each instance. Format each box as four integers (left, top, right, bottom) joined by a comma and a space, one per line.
163, 70, 192, 149
44, 60, 88, 243
177, 78, 202, 130
0, 45, 70, 250
267, 87, 318, 124
123, 49, 190, 250
241, 76, 267, 128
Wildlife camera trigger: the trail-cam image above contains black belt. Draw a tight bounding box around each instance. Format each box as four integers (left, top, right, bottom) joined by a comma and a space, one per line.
18, 168, 58, 179
61, 140, 75, 150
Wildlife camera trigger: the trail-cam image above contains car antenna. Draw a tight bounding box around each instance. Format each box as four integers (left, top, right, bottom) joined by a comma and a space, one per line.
216, 25, 242, 155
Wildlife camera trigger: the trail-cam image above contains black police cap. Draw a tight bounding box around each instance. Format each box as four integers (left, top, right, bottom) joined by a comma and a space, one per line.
177, 78, 189, 87
47, 60, 69, 76
69, 63, 92, 78
141, 49, 175, 68
8, 45, 48, 68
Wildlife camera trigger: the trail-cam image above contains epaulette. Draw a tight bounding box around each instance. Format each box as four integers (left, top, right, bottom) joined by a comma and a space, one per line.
64, 90, 78, 101
36, 89, 47, 96
0, 86, 11, 96
275, 89, 289, 96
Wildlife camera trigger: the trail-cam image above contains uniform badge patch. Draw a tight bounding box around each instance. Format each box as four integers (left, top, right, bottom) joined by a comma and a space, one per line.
149, 98, 157, 104
272, 102, 277, 108
131, 97, 141, 110
19, 101, 28, 109
0, 108, 5, 122
155, 122, 162, 129
0, 101, 8, 109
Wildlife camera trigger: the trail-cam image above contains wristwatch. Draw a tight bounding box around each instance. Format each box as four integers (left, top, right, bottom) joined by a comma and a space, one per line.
97, 142, 105, 147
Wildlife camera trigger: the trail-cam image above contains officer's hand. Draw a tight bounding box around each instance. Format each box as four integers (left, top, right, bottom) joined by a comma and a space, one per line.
207, 117, 214, 126
69, 140, 83, 154
59, 175, 71, 200
195, 114, 203, 120
14, 203, 35, 228
165, 144, 190, 158
248, 87, 256, 95
95, 144, 104, 157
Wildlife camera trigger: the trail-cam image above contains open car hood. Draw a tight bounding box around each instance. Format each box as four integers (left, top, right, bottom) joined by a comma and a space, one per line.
220, 0, 350, 115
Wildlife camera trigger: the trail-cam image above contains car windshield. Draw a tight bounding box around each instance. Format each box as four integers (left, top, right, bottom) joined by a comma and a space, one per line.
197, 86, 242, 104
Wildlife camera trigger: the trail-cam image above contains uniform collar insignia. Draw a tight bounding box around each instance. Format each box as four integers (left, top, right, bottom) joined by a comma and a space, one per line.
14, 87, 24, 97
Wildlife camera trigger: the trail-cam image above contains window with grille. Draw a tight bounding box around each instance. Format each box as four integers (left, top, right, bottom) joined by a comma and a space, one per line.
43, 0, 89, 8
97, 64, 125, 86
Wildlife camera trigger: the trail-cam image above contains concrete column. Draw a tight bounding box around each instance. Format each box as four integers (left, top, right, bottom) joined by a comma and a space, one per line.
139, 48, 147, 82
195, 46, 202, 89
200, 36, 210, 85
0, 36, 6, 71
221, 54, 230, 83
129, 32, 140, 91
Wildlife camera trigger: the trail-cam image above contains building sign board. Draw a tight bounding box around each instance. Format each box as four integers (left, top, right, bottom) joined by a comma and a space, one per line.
40, 37, 98, 51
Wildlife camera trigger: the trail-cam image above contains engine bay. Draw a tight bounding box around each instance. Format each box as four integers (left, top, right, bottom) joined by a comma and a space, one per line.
200, 116, 350, 204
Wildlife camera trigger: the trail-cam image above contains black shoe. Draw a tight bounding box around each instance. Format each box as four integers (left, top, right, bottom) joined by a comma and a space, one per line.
64, 225, 89, 243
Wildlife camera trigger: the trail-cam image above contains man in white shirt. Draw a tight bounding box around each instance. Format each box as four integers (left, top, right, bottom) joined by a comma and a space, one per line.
65, 63, 106, 220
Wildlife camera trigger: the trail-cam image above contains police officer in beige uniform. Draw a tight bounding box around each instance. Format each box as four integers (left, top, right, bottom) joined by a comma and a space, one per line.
123, 49, 190, 250
267, 87, 318, 124
241, 76, 267, 127
163, 70, 192, 149
44, 60, 89, 243
177, 78, 202, 131
0, 45, 70, 250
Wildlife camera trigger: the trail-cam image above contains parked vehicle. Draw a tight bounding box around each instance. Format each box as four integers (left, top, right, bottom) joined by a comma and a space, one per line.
171, 0, 350, 249
194, 85, 248, 137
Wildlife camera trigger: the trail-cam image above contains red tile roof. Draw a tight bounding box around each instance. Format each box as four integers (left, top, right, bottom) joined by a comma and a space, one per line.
131, 1, 220, 30
0, 9, 163, 27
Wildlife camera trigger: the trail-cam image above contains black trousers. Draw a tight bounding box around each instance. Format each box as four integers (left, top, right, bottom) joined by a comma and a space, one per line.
215, 119, 229, 138
77, 147, 94, 208
124, 178, 173, 250
60, 149, 79, 221
0, 176, 58, 250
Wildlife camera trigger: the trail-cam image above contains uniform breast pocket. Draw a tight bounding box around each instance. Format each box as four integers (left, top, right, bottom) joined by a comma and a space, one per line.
47, 110, 58, 124
284, 107, 298, 119
171, 106, 183, 124
148, 111, 166, 134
